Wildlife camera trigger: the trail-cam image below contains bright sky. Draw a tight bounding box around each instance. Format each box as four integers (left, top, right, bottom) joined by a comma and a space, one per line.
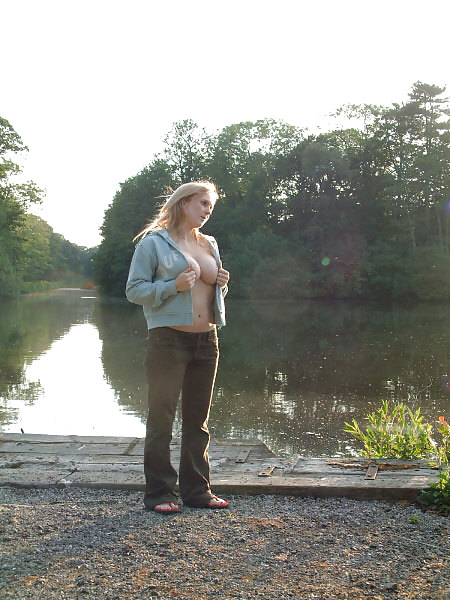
2, 0, 449, 248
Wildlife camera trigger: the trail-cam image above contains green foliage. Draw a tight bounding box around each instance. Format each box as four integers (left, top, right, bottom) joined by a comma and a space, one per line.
94, 158, 173, 296
0, 117, 92, 297
408, 247, 450, 300
344, 400, 435, 459
365, 243, 414, 300
417, 469, 450, 514
0, 250, 22, 297
94, 83, 450, 300
433, 416, 450, 469
20, 214, 53, 281
224, 230, 311, 299
19, 214, 92, 287
0, 118, 44, 298
345, 401, 450, 513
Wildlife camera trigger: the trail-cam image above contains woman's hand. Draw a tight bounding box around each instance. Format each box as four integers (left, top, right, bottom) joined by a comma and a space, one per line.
175, 265, 197, 291
216, 267, 230, 288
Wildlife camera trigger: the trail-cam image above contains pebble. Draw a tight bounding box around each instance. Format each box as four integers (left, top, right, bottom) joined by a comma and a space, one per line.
0, 486, 449, 599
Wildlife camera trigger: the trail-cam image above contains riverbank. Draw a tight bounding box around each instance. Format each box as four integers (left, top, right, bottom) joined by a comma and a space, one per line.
0, 434, 438, 501
1, 486, 449, 600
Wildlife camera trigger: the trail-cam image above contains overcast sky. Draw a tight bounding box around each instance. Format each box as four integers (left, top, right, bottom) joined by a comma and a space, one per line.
2, 0, 449, 247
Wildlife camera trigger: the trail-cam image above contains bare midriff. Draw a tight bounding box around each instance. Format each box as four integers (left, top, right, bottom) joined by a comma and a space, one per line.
171, 242, 218, 333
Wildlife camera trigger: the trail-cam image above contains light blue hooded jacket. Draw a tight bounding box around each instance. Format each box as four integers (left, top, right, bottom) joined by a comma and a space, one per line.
125, 229, 227, 330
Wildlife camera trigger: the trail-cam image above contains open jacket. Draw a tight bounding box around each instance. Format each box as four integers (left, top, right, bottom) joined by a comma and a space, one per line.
125, 229, 227, 330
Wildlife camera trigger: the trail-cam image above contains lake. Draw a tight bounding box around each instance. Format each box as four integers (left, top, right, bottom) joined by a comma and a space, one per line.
1, 289, 449, 458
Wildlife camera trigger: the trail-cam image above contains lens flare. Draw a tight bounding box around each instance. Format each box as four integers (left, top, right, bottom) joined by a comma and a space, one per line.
321, 257, 330, 266
446, 200, 450, 213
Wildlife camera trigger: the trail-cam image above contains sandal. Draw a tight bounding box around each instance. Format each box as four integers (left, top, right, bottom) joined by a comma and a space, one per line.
205, 495, 229, 509
152, 502, 180, 514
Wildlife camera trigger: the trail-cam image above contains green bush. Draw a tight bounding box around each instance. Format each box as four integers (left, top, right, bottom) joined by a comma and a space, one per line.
344, 400, 435, 459
408, 247, 450, 300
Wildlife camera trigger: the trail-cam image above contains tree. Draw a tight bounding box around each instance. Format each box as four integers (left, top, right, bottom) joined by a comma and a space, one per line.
94, 83, 450, 301
94, 158, 173, 296
163, 119, 210, 183
0, 117, 44, 297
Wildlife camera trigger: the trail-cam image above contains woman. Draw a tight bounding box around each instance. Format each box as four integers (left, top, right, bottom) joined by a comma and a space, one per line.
126, 181, 230, 513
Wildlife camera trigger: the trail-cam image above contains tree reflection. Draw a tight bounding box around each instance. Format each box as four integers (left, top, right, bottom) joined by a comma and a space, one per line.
96, 298, 450, 456
0, 291, 97, 426
1, 292, 449, 456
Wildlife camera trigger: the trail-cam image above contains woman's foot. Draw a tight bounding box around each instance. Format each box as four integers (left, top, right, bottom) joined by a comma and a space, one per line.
152, 502, 180, 514
205, 495, 229, 509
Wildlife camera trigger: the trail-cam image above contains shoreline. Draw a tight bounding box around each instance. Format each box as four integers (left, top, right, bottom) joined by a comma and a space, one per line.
0, 433, 439, 502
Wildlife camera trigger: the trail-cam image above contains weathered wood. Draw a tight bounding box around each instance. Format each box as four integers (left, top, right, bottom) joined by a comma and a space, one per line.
0, 467, 73, 487
0, 433, 137, 444
0, 442, 134, 455
235, 449, 251, 463
365, 464, 379, 480
0, 433, 439, 501
258, 466, 277, 477
289, 457, 434, 475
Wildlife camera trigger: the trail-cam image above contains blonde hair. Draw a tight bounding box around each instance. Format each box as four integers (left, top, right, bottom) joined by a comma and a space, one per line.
134, 181, 218, 242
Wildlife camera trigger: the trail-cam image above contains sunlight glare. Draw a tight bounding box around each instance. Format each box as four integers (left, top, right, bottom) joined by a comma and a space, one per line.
4, 323, 144, 436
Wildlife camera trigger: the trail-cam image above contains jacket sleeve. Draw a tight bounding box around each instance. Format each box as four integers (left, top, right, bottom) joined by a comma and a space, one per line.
209, 236, 228, 298
125, 238, 178, 307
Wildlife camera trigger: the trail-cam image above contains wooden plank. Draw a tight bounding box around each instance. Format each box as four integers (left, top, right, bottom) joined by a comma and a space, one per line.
290, 457, 433, 475
1, 466, 436, 500
71, 463, 143, 474
48, 472, 436, 500
0, 467, 74, 487
235, 449, 251, 463
210, 473, 435, 501
0, 433, 137, 444
62, 468, 145, 486
213, 438, 267, 446
0, 452, 142, 466
0, 434, 439, 501
258, 466, 276, 477
126, 439, 275, 458
365, 465, 379, 480
0, 442, 134, 455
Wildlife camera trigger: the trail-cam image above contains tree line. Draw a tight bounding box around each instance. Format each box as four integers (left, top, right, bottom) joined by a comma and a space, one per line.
0, 117, 93, 298
3, 81, 449, 302
95, 82, 450, 302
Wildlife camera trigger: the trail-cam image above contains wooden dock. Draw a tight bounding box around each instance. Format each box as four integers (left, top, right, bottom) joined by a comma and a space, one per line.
0, 433, 439, 501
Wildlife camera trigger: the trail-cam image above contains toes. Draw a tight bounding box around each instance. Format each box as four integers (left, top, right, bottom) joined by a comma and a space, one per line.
207, 496, 229, 508
153, 502, 179, 513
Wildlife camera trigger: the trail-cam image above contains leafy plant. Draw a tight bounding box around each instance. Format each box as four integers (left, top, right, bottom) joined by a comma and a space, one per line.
344, 400, 435, 459
344, 403, 450, 514
435, 416, 450, 467
417, 468, 450, 515
417, 416, 450, 514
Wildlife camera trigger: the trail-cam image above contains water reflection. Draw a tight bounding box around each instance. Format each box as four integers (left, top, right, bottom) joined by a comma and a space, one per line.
0, 291, 449, 457
212, 300, 450, 456
0, 291, 143, 436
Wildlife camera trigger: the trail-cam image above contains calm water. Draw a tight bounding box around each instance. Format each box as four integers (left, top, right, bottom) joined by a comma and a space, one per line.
0, 289, 449, 457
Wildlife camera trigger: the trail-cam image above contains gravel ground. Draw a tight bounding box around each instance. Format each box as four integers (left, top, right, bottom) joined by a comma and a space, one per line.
0, 486, 449, 600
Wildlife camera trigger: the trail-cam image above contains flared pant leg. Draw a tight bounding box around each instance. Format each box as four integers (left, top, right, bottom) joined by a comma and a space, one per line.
143, 329, 188, 509
179, 333, 219, 506
143, 327, 219, 510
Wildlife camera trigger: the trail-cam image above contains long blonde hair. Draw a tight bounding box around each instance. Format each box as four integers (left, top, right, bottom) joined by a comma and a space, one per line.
134, 181, 218, 242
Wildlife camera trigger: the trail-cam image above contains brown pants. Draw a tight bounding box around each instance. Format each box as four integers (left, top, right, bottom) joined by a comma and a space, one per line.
143, 327, 219, 509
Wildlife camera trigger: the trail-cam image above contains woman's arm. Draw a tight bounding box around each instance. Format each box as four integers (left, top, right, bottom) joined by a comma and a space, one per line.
125, 239, 178, 308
